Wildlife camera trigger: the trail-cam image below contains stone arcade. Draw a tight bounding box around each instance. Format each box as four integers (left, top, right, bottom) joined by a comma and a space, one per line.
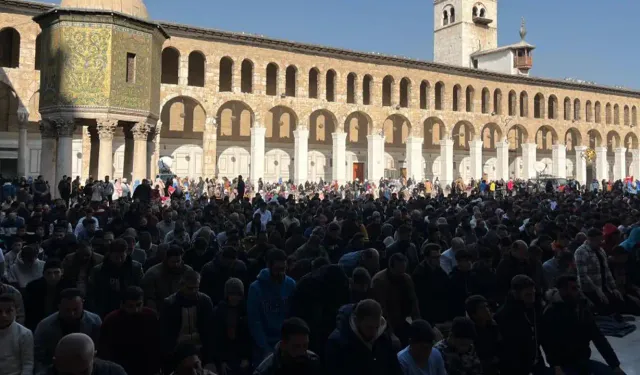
0, 0, 639, 196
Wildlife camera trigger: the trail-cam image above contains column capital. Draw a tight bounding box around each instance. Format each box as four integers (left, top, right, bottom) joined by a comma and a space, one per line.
132, 122, 151, 141
573, 145, 587, 152
39, 119, 57, 139
17, 107, 29, 127
251, 126, 266, 137
440, 138, 454, 147
332, 131, 347, 141
614, 147, 627, 154
96, 119, 118, 140
632, 149, 640, 159
53, 117, 76, 137
595, 146, 607, 153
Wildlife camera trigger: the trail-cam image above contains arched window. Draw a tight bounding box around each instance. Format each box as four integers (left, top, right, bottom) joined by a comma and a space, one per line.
624, 105, 630, 126
326, 70, 336, 102
563, 98, 571, 121
218, 57, 233, 92
382, 75, 394, 106
605, 103, 612, 124
519, 91, 528, 117
452, 85, 462, 111
161, 47, 180, 84
481, 88, 490, 114
435, 82, 445, 110
266, 63, 278, 96
633, 106, 638, 127
479, 8, 486, 17
363, 75, 372, 105
493, 89, 502, 115
443, 10, 449, 26
450, 8, 456, 23
420, 81, 430, 110
399, 78, 410, 108
573, 99, 581, 121
347, 73, 356, 104
0, 28, 20, 68
614, 104, 620, 125
188, 51, 205, 87
34, 34, 42, 71
508, 90, 517, 116
285, 65, 297, 97
465, 86, 475, 112
472, 6, 478, 17
586, 101, 592, 122
308, 68, 318, 98
548, 96, 557, 119
595, 102, 602, 123
240, 59, 253, 93
533, 93, 544, 119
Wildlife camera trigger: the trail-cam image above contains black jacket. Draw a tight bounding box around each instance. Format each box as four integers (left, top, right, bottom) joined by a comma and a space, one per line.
289, 265, 350, 357
254, 343, 323, 375
88, 257, 144, 317
495, 254, 535, 302
200, 257, 247, 307
48, 359, 127, 375
325, 308, 402, 375
24, 277, 75, 331
541, 292, 620, 371
132, 183, 151, 203
493, 295, 544, 375
448, 267, 472, 319
412, 260, 450, 324
160, 292, 215, 363
474, 322, 502, 375
469, 263, 499, 308
211, 300, 251, 366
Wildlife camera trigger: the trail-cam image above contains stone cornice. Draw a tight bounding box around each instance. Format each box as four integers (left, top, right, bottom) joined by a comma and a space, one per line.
6, 0, 640, 99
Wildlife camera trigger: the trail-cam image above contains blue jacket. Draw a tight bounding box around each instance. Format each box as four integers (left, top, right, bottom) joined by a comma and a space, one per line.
247, 269, 296, 353
620, 227, 640, 252
338, 251, 361, 277
2, 182, 16, 200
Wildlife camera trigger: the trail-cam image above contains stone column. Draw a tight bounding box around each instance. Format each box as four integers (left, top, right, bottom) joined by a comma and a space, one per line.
318, 72, 326, 100
354, 77, 362, 105
574, 146, 587, 186
367, 133, 385, 182
178, 54, 189, 86
496, 140, 509, 181
632, 150, 640, 180
293, 128, 309, 185
96, 119, 118, 180
250, 127, 266, 182
332, 132, 347, 184
55, 117, 76, 186
552, 144, 567, 178
233, 61, 242, 93
81, 127, 92, 180
131, 122, 150, 182
440, 138, 454, 188
595, 147, 608, 182
614, 147, 627, 181
521, 143, 537, 180
406, 137, 424, 181
39, 120, 57, 195
17, 107, 29, 177
147, 128, 157, 179
203, 118, 217, 177
469, 139, 483, 182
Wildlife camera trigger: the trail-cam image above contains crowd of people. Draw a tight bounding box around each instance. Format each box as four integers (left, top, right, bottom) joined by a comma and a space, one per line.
1, 171, 639, 375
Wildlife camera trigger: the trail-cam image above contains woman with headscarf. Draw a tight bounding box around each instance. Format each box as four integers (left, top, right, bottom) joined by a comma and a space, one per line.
113, 179, 122, 200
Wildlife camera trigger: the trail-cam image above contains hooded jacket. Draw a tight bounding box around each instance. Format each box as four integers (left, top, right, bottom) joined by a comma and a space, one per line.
325, 307, 402, 375
247, 269, 296, 353
7, 253, 45, 289
541, 289, 620, 371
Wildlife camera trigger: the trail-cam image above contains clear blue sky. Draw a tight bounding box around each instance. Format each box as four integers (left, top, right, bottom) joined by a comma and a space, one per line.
51, 0, 639, 89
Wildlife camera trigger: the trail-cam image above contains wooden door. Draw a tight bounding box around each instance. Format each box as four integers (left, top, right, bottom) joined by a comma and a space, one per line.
353, 162, 364, 182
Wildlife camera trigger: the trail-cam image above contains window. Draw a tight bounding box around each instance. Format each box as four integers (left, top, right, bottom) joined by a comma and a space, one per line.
126, 53, 136, 83
473, 6, 478, 17
443, 10, 449, 26
450, 8, 456, 23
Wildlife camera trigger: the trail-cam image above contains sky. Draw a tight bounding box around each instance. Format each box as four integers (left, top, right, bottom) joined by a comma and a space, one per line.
50, 0, 640, 89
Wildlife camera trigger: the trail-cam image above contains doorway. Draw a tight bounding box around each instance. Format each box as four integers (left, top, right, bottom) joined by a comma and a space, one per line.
0, 159, 18, 178
353, 162, 364, 182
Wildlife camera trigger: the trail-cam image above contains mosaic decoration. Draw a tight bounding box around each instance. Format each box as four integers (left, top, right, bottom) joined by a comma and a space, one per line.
109, 27, 153, 111
583, 148, 597, 164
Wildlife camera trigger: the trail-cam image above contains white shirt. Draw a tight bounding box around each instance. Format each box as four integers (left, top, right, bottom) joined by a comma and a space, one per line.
73, 216, 99, 237
254, 209, 272, 225
0, 321, 34, 375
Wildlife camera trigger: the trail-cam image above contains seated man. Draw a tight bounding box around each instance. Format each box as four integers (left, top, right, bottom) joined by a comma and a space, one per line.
397, 319, 447, 375
466, 295, 501, 375
433, 317, 483, 375
542, 275, 626, 375
49, 333, 125, 375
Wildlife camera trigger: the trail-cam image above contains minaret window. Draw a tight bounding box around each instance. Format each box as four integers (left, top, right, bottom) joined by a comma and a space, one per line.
443, 10, 449, 26
450, 8, 455, 23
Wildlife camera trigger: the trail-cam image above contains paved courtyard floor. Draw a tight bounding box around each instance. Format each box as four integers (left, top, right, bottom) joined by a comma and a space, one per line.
591, 322, 640, 374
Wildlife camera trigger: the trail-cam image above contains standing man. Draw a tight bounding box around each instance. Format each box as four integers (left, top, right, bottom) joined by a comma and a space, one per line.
103, 176, 114, 206
237, 175, 245, 201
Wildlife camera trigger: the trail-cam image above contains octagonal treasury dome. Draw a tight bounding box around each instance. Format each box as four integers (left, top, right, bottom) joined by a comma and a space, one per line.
60, 0, 149, 19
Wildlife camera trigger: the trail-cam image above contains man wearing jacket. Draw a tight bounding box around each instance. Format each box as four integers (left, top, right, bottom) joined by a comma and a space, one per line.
325, 298, 402, 375
24, 259, 75, 331
542, 275, 626, 375
254, 317, 322, 375
247, 249, 296, 365
87, 239, 143, 317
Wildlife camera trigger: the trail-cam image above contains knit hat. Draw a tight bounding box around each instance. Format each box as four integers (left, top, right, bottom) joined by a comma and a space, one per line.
224, 278, 244, 299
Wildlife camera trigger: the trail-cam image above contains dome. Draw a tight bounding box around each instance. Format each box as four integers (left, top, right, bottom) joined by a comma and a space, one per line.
60, 0, 149, 20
